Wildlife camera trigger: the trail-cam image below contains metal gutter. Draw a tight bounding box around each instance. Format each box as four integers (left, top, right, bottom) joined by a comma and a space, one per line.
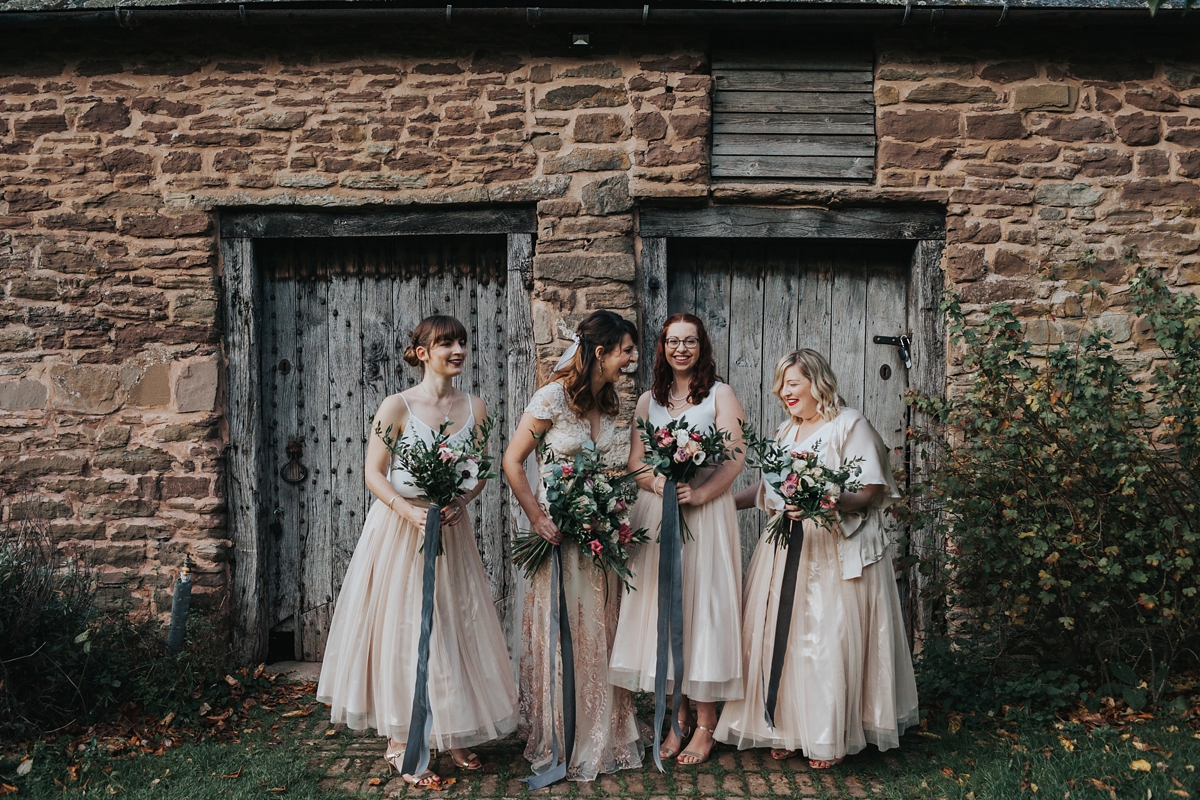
0, 0, 1190, 25
0, 2, 1191, 26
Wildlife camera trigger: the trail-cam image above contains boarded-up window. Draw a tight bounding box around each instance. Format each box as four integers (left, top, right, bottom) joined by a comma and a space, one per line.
711, 51, 875, 182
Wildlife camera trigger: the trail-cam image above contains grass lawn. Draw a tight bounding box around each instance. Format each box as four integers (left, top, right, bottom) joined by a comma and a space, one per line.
2, 679, 1198, 799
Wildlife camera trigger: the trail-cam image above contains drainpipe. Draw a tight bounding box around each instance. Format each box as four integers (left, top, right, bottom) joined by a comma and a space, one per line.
165, 555, 194, 656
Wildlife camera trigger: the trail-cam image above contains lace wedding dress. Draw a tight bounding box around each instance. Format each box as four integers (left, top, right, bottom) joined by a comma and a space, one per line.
518, 381, 645, 781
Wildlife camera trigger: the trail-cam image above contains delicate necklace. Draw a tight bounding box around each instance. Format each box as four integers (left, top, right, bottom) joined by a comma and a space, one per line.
667, 387, 690, 407
421, 383, 454, 422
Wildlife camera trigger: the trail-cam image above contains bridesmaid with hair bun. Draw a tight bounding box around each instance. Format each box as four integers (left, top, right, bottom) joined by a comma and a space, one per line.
318, 315, 517, 788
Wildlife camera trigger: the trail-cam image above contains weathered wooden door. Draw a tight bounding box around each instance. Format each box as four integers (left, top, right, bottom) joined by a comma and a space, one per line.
666, 239, 912, 566
257, 236, 514, 661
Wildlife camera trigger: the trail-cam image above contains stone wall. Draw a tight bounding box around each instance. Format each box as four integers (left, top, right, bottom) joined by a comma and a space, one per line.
0, 24, 1197, 623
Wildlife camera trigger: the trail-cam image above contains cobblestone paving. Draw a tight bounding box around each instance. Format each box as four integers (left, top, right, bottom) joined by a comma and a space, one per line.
301, 718, 917, 799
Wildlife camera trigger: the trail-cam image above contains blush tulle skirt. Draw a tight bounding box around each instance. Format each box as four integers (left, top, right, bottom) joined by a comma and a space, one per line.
609, 488, 744, 702
317, 499, 518, 750
714, 519, 919, 760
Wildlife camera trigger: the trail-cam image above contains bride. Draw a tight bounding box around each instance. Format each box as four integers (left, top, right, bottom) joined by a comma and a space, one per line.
502, 310, 644, 783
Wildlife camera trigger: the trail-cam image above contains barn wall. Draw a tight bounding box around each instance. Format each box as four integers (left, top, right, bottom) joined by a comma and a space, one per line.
0, 23, 1197, 624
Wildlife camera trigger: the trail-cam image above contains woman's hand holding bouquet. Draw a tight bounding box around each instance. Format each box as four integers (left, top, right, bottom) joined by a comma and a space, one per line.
512, 442, 650, 589
740, 421, 863, 547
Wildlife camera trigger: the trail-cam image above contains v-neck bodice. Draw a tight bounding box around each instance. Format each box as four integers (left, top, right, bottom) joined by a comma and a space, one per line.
387, 393, 475, 497
648, 382, 721, 432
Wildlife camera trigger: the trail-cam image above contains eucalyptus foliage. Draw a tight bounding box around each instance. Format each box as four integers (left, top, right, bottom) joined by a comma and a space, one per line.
906, 266, 1200, 707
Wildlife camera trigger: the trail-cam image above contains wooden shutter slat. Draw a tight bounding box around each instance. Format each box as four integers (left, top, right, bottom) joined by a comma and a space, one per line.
714, 69, 872, 92
713, 134, 876, 158
711, 154, 874, 180
712, 112, 874, 136
715, 90, 874, 114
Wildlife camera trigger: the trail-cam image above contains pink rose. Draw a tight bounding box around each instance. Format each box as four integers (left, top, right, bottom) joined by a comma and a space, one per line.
588, 539, 604, 556
618, 522, 633, 545
674, 448, 691, 463
614, 498, 627, 512
561, 464, 574, 477
690, 431, 702, 442
820, 495, 838, 510
781, 474, 800, 498
439, 449, 457, 463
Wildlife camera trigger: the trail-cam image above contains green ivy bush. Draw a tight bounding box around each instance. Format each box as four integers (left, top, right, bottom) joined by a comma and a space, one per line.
905, 265, 1200, 713
0, 508, 231, 739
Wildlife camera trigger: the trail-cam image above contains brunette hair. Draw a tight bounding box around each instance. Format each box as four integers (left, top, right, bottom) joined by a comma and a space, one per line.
402, 315, 468, 369
651, 313, 722, 407
771, 349, 843, 421
549, 310, 637, 416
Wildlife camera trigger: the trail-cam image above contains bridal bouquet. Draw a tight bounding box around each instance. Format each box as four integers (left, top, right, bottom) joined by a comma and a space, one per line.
512, 442, 650, 590
741, 421, 863, 546
375, 416, 498, 551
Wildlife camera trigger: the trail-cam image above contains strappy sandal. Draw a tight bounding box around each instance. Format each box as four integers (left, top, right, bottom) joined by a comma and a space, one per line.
769, 748, 796, 761
385, 749, 455, 790
659, 721, 694, 760
452, 751, 483, 771
676, 725, 716, 766
808, 757, 843, 770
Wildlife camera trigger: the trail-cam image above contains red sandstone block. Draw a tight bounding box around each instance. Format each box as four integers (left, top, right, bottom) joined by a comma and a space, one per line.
117, 213, 211, 238
1115, 113, 1161, 146
965, 113, 1025, 140
1120, 180, 1200, 205
879, 142, 955, 170
878, 110, 961, 142
161, 475, 210, 499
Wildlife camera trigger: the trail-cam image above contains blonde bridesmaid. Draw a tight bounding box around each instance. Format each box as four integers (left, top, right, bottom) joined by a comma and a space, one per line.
318, 315, 518, 788
609, 313, 746, 766
503, 310, 644, 783
714, 349, 918, 769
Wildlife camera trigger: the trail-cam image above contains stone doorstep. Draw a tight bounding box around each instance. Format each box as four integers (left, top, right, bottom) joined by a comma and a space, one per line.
266, 659, 323, 683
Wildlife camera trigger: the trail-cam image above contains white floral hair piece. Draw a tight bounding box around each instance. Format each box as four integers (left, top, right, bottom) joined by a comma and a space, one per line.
553, 321, 581, 373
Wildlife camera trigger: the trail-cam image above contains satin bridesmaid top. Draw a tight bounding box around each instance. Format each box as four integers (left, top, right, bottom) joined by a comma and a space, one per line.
386, 394, 475, 498
648, 381, 721, 432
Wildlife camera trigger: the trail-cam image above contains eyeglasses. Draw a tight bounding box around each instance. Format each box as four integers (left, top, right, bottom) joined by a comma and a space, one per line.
664, 337, 700, 350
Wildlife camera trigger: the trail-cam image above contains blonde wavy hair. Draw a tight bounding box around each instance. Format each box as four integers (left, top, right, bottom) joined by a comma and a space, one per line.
770, 349, 843, 421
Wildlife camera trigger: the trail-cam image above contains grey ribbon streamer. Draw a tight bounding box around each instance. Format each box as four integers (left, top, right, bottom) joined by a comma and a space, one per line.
400, 506, 441, 779
652, 480, 686, 773
524, 545, 576, 790
765, 518, 804, 729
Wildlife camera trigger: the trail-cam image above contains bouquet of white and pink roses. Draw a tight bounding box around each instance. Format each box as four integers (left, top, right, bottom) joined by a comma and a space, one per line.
636, 416, 737, 540
512, 442, 650, 590
636, 416, 737, 485
741, 420, 862, 547
375, 416, 498, 552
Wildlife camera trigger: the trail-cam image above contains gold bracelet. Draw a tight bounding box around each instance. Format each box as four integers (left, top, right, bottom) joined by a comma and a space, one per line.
387, 495, 399, 512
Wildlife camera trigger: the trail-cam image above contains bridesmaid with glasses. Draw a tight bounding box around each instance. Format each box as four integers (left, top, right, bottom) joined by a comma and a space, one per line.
610, 313, 747, 766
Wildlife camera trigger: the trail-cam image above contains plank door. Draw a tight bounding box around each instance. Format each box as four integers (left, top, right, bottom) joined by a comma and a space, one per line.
258, 236, 513, 661
666, 239, 912, 567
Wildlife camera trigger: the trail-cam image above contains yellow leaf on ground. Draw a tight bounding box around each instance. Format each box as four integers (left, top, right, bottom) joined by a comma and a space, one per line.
366, 778, 382, 786
1059, 736, 1075, 752
1130, 759, 1152, 772
280, 709, 312, 718
917, 731, 941, 739
0, 784, 17, 796
218, 766, 243, 780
